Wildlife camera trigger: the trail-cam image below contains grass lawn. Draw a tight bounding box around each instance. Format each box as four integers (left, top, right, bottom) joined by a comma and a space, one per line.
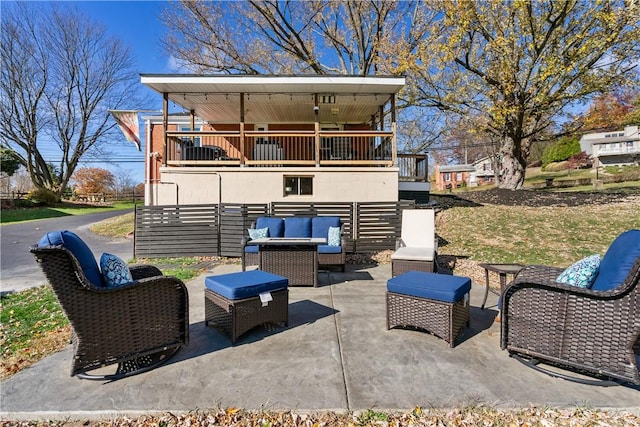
437, 200, 639, 266
0, 201, 136, 224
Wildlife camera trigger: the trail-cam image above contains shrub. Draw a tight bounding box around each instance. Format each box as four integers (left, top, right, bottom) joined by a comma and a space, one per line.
543, 161, 569, 172
26, 188, 59, 205
541, 136, 581, 168
566, 152, 592, 169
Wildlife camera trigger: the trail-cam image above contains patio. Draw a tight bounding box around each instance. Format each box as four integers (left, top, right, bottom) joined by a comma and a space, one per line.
1, 262, 639, 420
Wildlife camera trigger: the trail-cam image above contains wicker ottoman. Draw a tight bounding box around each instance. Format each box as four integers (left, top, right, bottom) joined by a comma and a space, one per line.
386, 271, 471, 348
205, 270, 289, 344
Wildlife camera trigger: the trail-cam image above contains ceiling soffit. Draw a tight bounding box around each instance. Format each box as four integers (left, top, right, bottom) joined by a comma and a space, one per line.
141, 75, 404, 124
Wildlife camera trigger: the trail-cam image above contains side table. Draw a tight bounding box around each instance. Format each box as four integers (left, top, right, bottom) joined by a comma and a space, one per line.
479, 263, 524, 309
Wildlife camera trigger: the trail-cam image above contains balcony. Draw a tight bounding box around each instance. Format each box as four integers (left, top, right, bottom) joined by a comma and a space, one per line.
595, 141, 640, 157
165, 129, 395, 167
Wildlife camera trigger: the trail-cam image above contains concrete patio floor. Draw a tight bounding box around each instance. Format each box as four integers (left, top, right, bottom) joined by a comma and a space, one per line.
1, 263, 639, 421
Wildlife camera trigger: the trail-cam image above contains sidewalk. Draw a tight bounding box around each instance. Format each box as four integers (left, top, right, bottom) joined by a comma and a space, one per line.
1, 263, 639, 421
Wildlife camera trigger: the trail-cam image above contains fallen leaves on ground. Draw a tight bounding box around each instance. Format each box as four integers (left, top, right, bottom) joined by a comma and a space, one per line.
1, 406, 639, 426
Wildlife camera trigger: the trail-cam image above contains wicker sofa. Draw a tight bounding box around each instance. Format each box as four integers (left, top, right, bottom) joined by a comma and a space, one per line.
241, 216, 346, 272
501, 229, 640, 385
31, 230, 189, 380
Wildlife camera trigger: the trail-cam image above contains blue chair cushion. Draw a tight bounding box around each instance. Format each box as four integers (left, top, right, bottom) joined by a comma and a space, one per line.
556, 254, 601, 288
38, 230, 103, 287
312, 216, 341, 240
205, 270, 288, 300
592, 229, 640, 291
387, 271, 471, 303
255, 217, 284, 238
244, 245, 259, 254
318, 245, 342, 254
100, 253, 133, 287
284, 217, 312, 238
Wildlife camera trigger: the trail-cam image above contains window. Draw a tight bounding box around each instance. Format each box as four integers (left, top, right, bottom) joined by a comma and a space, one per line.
444, 172, 450, 181
284, 176, 313, 196
456, 172, 463, 181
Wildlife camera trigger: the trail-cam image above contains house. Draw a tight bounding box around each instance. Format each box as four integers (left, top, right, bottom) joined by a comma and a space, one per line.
140, 74, 408, 206
579, 125, 640, 167
433, 163, 476, 191
432, 156, 496, 192
471, 156, 496, 185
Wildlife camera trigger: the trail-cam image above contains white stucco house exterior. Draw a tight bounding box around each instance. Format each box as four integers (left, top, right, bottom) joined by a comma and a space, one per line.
139, 74, 411, 206
579, 125, 640, 167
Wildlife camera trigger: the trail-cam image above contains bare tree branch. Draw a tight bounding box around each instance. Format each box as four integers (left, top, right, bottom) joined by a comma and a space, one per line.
1, 3, 141, 197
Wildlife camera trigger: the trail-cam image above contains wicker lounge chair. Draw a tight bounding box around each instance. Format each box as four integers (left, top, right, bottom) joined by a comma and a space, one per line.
31, 231, 189, 380
501, 229, 640, 386
391, 209, 438, 276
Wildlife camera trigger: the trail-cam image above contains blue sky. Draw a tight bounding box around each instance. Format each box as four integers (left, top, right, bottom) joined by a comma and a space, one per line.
72, 1, 173, 75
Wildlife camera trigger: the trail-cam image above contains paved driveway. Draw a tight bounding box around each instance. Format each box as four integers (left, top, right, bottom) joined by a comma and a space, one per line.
0, 210, 133, 294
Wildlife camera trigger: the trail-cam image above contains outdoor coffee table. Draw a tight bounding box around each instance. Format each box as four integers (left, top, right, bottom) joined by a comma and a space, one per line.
249, 237, 326, 287
479, 263, 524, 309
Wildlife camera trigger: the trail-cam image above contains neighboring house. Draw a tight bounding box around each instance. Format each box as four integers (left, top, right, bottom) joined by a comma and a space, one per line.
433, 157, 496, 192
140, 74, 406, 206
471, 156, 496, 185
579, 125, 640, 167
433, 163, 476, 191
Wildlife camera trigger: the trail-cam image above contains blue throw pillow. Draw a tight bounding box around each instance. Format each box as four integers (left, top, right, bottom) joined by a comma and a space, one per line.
556, 254, 601, 288
100, 253, 133, 288
248, 227, 268, 240
37, 230, 103, 287
328, 226, 341, 246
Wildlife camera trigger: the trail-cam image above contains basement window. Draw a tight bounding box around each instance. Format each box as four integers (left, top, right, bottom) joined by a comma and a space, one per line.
284, 176, 313, 196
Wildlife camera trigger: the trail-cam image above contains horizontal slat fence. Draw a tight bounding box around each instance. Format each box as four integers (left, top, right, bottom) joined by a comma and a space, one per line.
355, 200, 415, 252
270, 202, 355, 253
134, 204, 219, 258
134, 201, 419, 259
220, 203, 269, 257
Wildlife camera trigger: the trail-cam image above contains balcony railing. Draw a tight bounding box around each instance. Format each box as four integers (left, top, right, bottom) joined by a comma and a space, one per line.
397, 153, 429, 182
164, 130, 395, 167
595, 142, 640, 157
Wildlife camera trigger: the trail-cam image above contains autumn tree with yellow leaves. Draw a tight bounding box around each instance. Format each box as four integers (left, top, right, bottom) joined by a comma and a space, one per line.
401, 0, 640, 188
72, 167, 115, 196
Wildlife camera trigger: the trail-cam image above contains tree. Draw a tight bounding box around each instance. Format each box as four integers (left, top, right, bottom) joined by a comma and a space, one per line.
112, 167, 137, 197
0, 148, 20, 177
401, 0, 640, 189
541, 136, 581, 168
162, 1, 435, 75
12, 169, 33, 194
72, 167, 115, 195
578, 87, 640, 132
0, 3, 141, 199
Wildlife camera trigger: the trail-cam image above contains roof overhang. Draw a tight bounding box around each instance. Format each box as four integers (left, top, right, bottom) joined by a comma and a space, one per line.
439, 165, 475, 172
140, 74, 405, 124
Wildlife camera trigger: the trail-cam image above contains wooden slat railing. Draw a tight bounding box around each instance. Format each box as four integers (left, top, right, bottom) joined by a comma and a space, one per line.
164, 130, 394, 167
